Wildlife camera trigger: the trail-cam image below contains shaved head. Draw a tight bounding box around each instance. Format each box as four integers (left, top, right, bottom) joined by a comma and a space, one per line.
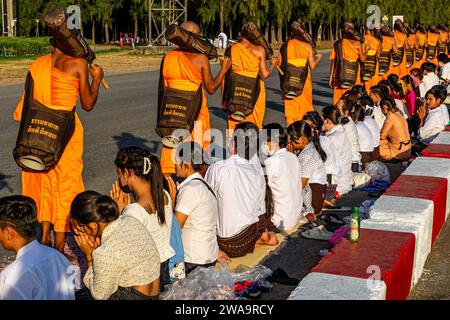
181, 21, 201, 35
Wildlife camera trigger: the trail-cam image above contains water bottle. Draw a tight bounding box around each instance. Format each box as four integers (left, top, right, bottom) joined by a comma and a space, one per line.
350, 206, 360, 243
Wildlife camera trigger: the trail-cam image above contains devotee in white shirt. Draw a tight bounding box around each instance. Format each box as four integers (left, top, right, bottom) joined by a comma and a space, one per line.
358, 96, 381, 161
417, 86, 450, 145
205, 122, 277, 258
171, 141, 219, 273
322, 106, 353, 195
261, 123, 303, 230
419, 62, 440, 98
352, 104, 375, 169
370, 85, 388, 129
0, 196, 74, 300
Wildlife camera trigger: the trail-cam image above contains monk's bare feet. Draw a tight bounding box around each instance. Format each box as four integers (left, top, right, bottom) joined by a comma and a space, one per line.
255, 232, 279, 247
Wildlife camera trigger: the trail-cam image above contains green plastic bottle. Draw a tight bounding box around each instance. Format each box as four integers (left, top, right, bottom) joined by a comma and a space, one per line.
350, 207, 360, 243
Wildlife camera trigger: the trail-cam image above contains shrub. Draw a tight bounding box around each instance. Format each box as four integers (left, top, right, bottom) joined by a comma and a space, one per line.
0, 37, 51, 57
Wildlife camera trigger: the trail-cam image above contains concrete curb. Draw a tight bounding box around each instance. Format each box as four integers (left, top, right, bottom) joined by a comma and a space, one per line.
288, 130, 450, 300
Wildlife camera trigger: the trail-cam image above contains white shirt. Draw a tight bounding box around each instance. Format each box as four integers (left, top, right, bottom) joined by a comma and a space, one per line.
395, 98, 409, 119
355, 121, 375, 152
373, 104, 386, 129
419, 72, 440, 98
441, 62, 450, 81
342, 118, 361, 163
326, 125, 353, 194
122, 190, 175, 263
264, 148, 303, 230
298, 142, 327, 185
320, 135, 341, 176
205, 154, 266, 238
0, 240, 74, 300
175, 172, 219, 264
364, 116, 381, 148
419, 104, 450, 145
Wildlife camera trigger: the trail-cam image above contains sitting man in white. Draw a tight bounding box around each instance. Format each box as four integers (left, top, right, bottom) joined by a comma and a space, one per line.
172, 141, 219, 273
417, 86, 449, 145
261, 123, 303, 230
0, 195, 75, 300
205, 122, 277, 258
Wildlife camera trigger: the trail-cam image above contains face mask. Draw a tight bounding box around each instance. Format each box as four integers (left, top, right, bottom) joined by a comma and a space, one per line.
261, 143, 275, 156
119, 173, 132, 194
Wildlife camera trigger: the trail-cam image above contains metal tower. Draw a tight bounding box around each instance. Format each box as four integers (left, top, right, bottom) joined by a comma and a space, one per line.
148, 0, 188, 45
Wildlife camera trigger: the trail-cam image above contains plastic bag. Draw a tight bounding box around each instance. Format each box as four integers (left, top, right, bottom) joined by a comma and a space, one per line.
365, 161, 390, 183
359, 199, 376, 220
160, 264, 273, 300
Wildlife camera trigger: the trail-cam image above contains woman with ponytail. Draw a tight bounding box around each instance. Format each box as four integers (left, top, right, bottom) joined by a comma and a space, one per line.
352, 104, 375, 169
335, 91, 361, 171
111, 147, 175, 290
401, 75, 417, 116
358, 95, 381, 160
322, 106, 353, 196
287, 120, 327, 220
387, 74, 410, 118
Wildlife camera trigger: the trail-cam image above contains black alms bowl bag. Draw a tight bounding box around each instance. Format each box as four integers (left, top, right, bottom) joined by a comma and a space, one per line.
279, 42, 309, 99
392, 46, 404, 66
378, 50, 391, 75
223, 69, 261, 121
362, 51, 377, 81
405, 46, 414, 67
334, 40, 358, 89
13, 72, 76, 172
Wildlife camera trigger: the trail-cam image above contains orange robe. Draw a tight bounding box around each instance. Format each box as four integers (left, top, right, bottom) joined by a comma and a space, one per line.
406, 33, 417, 74
380, 35, 396, 80
329, 39, 362, 105
227, 43, 266, 130
412, 32, 427, 70
159, 50, 210, 174
279, 39, 314, 126
363, 34, 381, 90
13, 55, 84, 233
439, 30, 449, 55
392, 31, 409, 78
427, 32, 439, 65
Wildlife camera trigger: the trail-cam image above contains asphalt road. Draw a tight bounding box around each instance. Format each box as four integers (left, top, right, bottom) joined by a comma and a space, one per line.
0, 52, 448, 299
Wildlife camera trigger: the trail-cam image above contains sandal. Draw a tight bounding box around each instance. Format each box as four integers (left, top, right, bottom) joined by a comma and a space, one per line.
301, 225, 334, 241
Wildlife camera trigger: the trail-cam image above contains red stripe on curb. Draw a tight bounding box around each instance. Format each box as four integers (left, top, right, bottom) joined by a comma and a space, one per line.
385, 175, 447, 245
422, 144, 450, 159
445, 125, 450, 132
312, 229, 415, 300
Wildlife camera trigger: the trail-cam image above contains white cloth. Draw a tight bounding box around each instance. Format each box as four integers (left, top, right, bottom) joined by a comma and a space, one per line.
0, 240, 74, 300
418, 104, 450, 145
326, 125, 353, 194
373, 104, 386, 129
205, 155, 266, 238
175, 172, 219, 265
342, 118, 361, 163
419, 72, 440, 98
264, 148, 303, 230
355, 121, 375, 152
441, 62, 450, 81
122, 190, 175, 263
364, 116, 381, 148
395, 99, 409, 119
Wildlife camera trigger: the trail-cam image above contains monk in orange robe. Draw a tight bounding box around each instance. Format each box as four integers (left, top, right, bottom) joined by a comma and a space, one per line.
438, 27, 449, 56
277, 38, 322, 126
159, 21, 231, 175
13, 48, 103, 252
406, 31, 417, 74
329, 24, 366, 105
412, 27, 427, 70
379, 30, 398, 80
427, 29, 440, 65
392, 27, 409, 78
226, 35, 277, 130
362, 28, 381, 91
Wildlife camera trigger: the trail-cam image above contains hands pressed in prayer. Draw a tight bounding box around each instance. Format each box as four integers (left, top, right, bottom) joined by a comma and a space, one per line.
165, 176, 178, 206
74, 232, 101, 263
110, 181, 131, 214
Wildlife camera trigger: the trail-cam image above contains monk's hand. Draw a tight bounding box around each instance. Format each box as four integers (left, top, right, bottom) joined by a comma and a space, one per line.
110, 182, 130, 215
315, 53, 323, 62
90, 65, 104, 81
222, 56, 232, 71
328, 78, 334, 89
